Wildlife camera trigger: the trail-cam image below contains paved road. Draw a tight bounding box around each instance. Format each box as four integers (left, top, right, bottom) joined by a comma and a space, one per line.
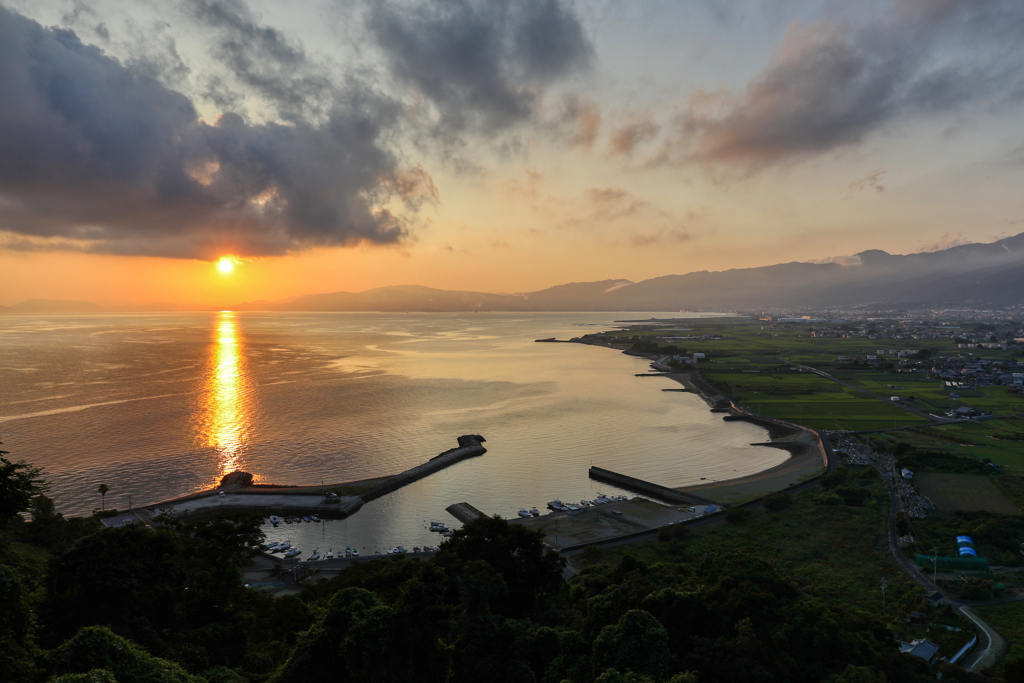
867, 460, 1007, 671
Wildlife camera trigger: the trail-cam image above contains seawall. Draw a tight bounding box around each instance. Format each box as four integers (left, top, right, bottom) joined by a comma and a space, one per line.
588, 466, 717, 506
359, 435, 487, 503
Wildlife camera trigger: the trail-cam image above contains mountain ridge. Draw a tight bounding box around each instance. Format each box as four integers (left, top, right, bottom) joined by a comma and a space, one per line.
5, 233, 1024, 313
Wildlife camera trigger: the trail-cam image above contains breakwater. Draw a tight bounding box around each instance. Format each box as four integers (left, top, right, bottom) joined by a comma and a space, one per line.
144, 435, 486, 520
446, 502, 487, 524
359, 435, 487, 502
588, 466, 717, 506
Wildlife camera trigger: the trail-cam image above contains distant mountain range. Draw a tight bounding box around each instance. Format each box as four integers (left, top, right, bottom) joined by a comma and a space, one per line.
6, 232, 1024, 314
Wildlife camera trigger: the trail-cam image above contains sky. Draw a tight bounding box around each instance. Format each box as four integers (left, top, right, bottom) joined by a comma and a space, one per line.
1, 0, 1024, 306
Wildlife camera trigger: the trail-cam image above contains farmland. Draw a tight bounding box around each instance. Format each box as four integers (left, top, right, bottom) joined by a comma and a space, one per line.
913, 472, 1019, 514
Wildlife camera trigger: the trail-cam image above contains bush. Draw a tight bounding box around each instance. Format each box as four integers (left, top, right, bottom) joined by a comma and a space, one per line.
815, 491, 844, 506
657, 524, 690, 542
821, 467, 849, 488
834, 485, 872, 507
726, 509, 751, 523
763, 492, 791, 511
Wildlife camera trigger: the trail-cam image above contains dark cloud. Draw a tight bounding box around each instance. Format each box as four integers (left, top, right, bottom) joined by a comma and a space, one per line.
367, 0, 592, 135
0, 5, 412, 259
182, 0, 338, 122
659, 2, 1024, 169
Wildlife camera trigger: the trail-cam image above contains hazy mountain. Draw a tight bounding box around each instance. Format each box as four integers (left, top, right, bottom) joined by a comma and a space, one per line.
4, 299, 106, 313
6, 233, 1024, 313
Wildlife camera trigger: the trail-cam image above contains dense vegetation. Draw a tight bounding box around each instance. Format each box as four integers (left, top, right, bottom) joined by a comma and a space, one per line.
0, 437, 1008, 683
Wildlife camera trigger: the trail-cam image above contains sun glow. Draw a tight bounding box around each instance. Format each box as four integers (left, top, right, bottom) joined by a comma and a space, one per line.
198, 311, 252, 480
218, 257, 234, 274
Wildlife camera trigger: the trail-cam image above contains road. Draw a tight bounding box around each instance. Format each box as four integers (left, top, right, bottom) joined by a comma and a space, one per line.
867, 460, 1006, 671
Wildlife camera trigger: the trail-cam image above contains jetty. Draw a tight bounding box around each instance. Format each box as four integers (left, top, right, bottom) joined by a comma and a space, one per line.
360, 435, 486, 502
588, 466, 717, 506
445, 502, 487, 524
143, 435, 487, 520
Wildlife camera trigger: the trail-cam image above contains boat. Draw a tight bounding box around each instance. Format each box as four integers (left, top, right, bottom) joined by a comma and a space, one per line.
568, 505, 580, 511
429, 522, 450, 533
302, 516, 311, 523
308, 549, 321, 561
517, 508, 532, 518
442, 530, 453, 537
413, 547, 421, 553
268, 515, 281, 526
284, 518, 293, 524
345, 546, 352, 557
310, 515, 320, 522
351, 548, 359, 557
283, 548, 301, 558
270, 541, 291, 552
547, 500, 563, 511
325, 549, 334, 559
530, 507, 540, 516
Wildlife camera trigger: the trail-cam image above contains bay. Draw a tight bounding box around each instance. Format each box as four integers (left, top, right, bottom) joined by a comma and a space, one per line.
0, 311, 784, 552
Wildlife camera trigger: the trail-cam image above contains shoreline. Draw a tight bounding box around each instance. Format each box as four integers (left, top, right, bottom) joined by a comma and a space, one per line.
570, 339, 824, 494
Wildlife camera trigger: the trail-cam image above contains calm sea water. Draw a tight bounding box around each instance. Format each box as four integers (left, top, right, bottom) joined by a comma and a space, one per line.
0, 311, 783, 552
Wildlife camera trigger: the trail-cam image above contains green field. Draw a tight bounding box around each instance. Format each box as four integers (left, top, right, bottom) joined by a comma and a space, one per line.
576, 474, 923, 616
914, 472, 1019, 514
597, 318, 1024, 463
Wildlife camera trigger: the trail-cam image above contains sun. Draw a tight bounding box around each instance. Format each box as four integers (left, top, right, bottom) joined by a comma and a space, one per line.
218, 257, 234, 274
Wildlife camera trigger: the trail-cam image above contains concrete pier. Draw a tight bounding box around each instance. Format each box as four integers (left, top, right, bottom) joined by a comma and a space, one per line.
144, 435, 485, 520
588, 466, 717, 506
445, 502, 487, 524
360, 435, 487, 503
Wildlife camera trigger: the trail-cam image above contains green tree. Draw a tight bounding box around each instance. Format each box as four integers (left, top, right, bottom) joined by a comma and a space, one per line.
0, 445, 49, 522
435, 515, 564, 618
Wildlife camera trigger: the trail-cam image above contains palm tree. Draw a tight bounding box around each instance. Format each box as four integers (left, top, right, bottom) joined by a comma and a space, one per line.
98, 483, 109, 510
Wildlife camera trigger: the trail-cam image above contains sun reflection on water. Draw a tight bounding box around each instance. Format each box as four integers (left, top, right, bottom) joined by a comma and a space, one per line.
203, 311, 250, 478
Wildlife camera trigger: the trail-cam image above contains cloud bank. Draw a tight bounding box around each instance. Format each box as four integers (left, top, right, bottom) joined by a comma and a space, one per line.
0, 0, 592, 259
659, 1, 1024, 170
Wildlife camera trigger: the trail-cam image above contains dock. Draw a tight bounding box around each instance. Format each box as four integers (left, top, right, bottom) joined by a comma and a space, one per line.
588, 466, 717, 506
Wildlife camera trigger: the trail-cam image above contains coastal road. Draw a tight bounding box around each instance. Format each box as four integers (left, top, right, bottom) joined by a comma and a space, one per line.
868, 460, 1006, 672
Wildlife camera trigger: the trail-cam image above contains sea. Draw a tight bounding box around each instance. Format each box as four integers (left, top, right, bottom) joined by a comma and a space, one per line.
0, 311, 785, 553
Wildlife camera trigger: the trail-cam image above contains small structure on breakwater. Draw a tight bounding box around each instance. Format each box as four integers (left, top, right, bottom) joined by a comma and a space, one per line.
144, 435, 487, 520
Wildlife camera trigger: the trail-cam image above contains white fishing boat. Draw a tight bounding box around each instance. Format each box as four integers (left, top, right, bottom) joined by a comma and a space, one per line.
308, 549, 321, 561
530, 507, 540, 516
310, 515, 320, 522
517, 508, 532, 518
325, 549, 334, 559
351, 548, 359, 557
283, 548, 301, 558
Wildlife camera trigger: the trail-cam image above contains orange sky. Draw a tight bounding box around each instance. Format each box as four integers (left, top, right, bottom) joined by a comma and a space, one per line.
2, 1, 1023, 306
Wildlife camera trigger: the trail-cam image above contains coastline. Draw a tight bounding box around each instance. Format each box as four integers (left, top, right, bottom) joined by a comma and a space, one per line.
570, 339, 825, 496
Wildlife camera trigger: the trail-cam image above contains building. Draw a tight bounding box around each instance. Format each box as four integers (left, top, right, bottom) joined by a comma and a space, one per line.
898, 639, 940, 662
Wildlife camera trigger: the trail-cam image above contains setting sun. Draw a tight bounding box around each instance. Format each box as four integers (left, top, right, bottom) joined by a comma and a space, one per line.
218, 257, 233, 274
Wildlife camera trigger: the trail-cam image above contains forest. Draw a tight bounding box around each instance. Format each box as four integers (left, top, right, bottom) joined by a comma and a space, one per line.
0, 448, 985, 683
